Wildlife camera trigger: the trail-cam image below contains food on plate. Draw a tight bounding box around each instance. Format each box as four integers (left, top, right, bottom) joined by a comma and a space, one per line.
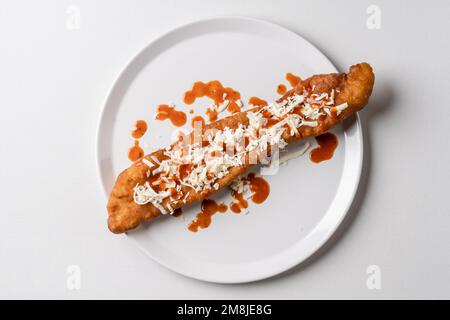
107, 63, 375, 233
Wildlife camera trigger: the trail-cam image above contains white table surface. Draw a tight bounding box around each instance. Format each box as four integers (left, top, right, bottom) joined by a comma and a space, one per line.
1, 0, 449, 299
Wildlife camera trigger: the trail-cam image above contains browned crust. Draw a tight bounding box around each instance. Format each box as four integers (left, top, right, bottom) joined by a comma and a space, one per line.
107, 63, 375, 233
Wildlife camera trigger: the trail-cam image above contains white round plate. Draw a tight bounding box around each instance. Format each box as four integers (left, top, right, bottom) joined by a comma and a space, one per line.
97, 17, 363, 283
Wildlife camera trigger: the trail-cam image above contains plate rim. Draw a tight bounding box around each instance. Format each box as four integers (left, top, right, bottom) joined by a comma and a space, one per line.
95, 16, 363, 283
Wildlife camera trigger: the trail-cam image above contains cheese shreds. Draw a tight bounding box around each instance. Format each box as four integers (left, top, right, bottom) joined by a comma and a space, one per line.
335, 102, 348, 115
133, 87, 346, 212
150, 155, 160, 165
279, 141, 311, 164
300, 120, 318, 127
133, 182, 168, 215
182, 191, 190, 203
142, 158, 153, 168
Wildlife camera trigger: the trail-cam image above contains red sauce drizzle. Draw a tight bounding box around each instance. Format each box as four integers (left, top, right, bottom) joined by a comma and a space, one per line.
205, 108, 218, 122
183, 80, 242, 120
247, 173, 270, 204
286, 72, 301, 87
261, 109, 278, 128
128, 140, 144, 162
131, 120, 148, 139
156, 104, 187, 127
179, 163, 194, 180
183, 81, 241, 106
230, 173, 270, 212
248, 96, 268, 107
310, 132, 338, 163
277, 84, 287, 95
188, 199, 228, 232
230, 191, 248, 214
227, 101, 241, 114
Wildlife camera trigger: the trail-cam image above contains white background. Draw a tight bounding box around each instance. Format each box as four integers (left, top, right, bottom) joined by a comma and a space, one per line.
1, 0, 449, 299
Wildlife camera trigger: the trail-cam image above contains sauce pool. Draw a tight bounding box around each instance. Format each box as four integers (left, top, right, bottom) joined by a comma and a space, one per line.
205, 108, 218, 122
277, 84, 287, 95
286, 72, 301, 87
156, 104, 187, 127
131, 120, 148, 139
183, 80, 242, 120
227, 101, 241, 114
183, 80, 241, 106
310, 132, 338, 163
128, 140, 144, 162
247, 173, 270, 204
248, 96, 268, 107
188, 199, 228, 232
230, 191, 248, 213
230, 173, 270, 213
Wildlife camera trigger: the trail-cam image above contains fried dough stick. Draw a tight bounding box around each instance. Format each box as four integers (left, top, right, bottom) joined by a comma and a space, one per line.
107, 63, 375, 233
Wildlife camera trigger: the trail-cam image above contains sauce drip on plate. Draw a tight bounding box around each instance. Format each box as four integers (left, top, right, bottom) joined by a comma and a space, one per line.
205, 108, 218, 122
247, 173, 270, 204
131, 120, 148, 139
128, 140, 144, 162
188, 199, 228, 232
155, 104, 187, 127
230, 173, 270, 213
248, 96, 268, 107
183, 80, 242, 121
277, 84, 287, 95
230, 191, 248, 213
286, 72, 301, 87
183, 80, 241, 106
227, 101, 241, 114
310, 132, 338, 163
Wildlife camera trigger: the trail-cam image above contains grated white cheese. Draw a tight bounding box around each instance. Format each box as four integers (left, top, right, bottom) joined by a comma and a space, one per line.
150, 155, 160, 165
182, 191, 190, 203
142, 158, 153, 168
133, 87, 346, 208
133, 182, 169, 214
314, 93, 328, 101
326, 89, 335, 105
335, 102, 348, 115
230, 178, 245, 194
300, 120, 318, 127
279, 141, 311, 164
301, 104, 323, 120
